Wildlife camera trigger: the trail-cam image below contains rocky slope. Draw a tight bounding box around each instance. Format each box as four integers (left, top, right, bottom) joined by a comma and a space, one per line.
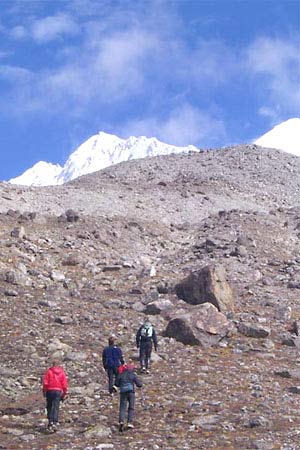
1, 144, 300, 449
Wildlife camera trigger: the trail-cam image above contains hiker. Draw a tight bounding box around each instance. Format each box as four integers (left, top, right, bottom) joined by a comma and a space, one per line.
102, 336, 125, 394
136, 318, 158, 373
42, 359, 68, 432
115, 363, 142, 431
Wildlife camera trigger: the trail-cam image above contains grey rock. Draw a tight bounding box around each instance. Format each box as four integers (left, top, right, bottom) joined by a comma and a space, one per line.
144, 299, 173, 315
237, 322, 270, 338
55, 316, 73, 325
11, 226, 25, 239
50, 270, 65, 282
65, 209, 80, 222
175, 265, 234, 313
275, 306, 292, 321
84, 424, 111, 438
291, 320, 300, 335
164, 303, 232, 346
4, 289, 18, 296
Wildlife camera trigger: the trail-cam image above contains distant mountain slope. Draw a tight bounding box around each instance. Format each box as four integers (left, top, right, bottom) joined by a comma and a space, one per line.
9, 132, 198, 186
255, 118, 300, 155
8, 118, 300, 186
2, 144, 300, 223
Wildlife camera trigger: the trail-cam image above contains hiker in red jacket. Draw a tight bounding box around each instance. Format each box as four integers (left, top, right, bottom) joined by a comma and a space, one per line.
42, 360, 68, 432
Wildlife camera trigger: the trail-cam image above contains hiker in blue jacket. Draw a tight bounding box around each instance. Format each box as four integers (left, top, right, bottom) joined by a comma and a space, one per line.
102, 336, 125, 394
136, 318, 158, 373
115, 363, 142, 431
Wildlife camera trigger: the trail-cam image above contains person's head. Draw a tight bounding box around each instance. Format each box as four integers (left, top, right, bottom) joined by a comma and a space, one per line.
144, 317, 151, 326
126, 361, 135, 372
108, 336, 115, 346
51, 358, 61, 368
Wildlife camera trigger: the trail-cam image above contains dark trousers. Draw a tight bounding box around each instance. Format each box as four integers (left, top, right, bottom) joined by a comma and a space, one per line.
119, 392, 135, 424
46, 390, 61, 424
107, 367, 118, 393
139, 340, 152, 369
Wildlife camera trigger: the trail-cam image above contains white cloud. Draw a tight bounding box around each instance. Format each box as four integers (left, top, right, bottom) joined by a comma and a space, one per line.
23, 26, 162, 110
32, 14, 79, 43
258, 105, 282, 123
0, 1, 238, 117
97, 30, 157, 77
0, 64, 31, 81
120, 104, 227, 148
92, 29, 159, 96
10, 25, 27, 40
10, 13, 79, 43
1, 2, 298, 141
186, 39, 237, 85
246, 37, 300, 114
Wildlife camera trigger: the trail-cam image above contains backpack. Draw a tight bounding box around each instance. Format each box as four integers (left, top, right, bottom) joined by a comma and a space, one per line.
140, 323, 153, 338
120, 382, 134, 393
105, 346, 122, 368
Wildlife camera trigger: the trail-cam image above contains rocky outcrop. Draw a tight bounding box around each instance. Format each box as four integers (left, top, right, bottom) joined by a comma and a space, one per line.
164, 303, 232, 347
175, 265, 234, 313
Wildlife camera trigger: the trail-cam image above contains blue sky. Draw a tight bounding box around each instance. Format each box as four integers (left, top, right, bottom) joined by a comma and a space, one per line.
0, 0, 299, 181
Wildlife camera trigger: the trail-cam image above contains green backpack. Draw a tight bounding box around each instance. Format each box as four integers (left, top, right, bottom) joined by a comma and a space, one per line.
140, 322, 153, 338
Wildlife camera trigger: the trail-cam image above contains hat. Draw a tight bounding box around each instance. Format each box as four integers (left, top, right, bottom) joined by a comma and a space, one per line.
108, 336, 115, 345
118, 364, 128, 374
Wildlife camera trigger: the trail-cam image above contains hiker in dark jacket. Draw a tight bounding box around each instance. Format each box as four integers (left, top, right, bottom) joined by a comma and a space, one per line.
136, 318, 158, 373
102, 336, 125, 394
115, 363, 142, 431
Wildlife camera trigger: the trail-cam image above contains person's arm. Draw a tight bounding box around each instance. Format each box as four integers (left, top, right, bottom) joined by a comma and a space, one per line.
136, 328, 141, 348
152, 328, 158, 351
134, 373, 143, 388
119, 348, 125, 365
102, 348, 107, 369
61, 370, 68, 396
42, 370, 49, 394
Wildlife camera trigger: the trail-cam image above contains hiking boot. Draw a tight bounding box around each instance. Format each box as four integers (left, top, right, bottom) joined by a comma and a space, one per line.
145, 369, 150, 374
47, 423, 55, 433
141, 367, 146, 373
112, 385, 118, 393
119, 422, 124, 432
127, 423, 134, 429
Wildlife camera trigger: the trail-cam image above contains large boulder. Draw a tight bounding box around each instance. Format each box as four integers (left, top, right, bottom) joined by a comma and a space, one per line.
164, 303, 232, 347
144, 299, 174, 315
175, 265, 234, 313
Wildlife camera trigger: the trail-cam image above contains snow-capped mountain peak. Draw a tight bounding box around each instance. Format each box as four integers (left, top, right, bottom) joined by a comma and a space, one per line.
9, 132, 198, 186
9, 161, 63, 187
255, 118, 300, 155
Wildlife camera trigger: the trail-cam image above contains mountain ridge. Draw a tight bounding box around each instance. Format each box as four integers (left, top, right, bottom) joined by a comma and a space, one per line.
7, 117, 300, 186
9, 132, 198, 186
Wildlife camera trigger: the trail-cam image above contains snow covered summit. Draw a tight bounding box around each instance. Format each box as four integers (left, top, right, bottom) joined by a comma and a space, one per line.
9, 132, 198, 186
255, 118, 300, 156
9, 161, 63, 187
